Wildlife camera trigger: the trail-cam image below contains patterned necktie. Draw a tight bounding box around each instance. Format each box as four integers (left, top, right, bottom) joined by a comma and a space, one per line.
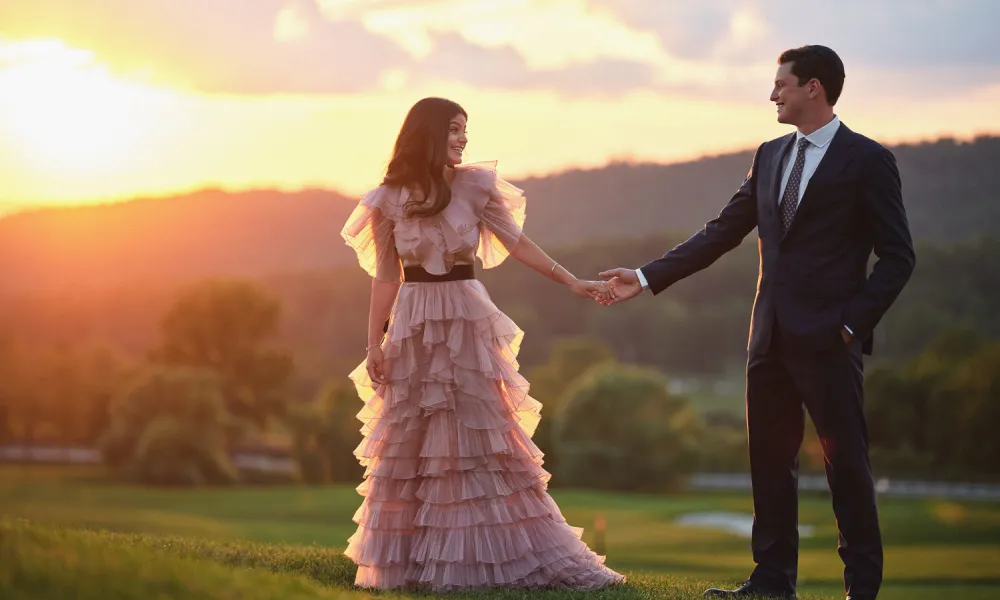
780, 137, 810, 234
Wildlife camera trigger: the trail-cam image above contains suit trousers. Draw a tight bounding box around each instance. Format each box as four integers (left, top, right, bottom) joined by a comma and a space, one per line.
746, 326, 883, 599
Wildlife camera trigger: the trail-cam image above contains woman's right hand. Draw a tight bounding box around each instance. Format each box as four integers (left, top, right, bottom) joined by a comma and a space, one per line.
366, 345, 390, 385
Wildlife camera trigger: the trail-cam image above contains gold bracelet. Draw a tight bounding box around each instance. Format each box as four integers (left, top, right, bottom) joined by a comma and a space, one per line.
549, 262, 559, 277
366, 343, 380, 351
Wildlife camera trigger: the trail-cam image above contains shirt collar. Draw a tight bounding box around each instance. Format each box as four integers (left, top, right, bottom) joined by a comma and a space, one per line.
796, 115, 841, 149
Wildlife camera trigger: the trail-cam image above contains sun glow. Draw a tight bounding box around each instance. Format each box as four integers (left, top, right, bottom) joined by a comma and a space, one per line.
0, 38, 165, 175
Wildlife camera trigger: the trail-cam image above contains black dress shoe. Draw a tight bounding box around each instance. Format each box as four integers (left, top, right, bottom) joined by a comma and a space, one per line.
704, 581, 796, 599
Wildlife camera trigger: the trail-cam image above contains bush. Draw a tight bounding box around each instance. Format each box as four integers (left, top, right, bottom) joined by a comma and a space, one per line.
552, 364, 704, 492
150, 278, 294, 430
864, 329, 1000, 479
697, 425, 748, 472
130, 418, 238, 485
100, 366, 240, 485
526, 337, 617, 477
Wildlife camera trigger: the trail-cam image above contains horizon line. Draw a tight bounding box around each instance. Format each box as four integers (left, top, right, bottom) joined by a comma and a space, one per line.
4, 129, 998, 219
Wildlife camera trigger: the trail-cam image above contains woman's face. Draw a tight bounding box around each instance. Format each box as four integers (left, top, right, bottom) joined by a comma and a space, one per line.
446, 113, 467, 166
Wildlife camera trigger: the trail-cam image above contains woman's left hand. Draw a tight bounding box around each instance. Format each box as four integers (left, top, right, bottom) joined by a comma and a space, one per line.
365, 346, 392, 385
569, 279, 615, 304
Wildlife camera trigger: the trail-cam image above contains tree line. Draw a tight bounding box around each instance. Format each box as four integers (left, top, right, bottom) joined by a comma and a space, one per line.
1, 234, 999, 485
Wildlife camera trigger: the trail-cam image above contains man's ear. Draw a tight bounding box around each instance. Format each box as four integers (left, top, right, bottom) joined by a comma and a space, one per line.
808, 78, 822, 99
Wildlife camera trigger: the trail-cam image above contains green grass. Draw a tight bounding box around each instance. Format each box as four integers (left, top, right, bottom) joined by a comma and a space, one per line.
0, 519, 748, 600
2, 465, 999, 600
2, 519, 361, 600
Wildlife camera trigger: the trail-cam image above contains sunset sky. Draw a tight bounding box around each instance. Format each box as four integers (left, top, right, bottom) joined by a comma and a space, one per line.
1, 0, 998, 213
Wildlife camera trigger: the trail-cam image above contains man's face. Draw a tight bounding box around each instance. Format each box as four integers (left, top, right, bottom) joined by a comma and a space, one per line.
770, 62, 810, 125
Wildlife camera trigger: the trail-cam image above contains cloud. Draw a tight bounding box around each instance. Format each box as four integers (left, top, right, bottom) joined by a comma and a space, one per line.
587, 0, 1000, 69
274, 5, 312, 43
0, 0, 664, 97
0, 0, 411, 93
336, 0, 667, 69
768, 0, 1000, 69
1, 0, 997, 99
414, 33, 656, 95
587, 2, 740, 61
580, 0, 1000, 103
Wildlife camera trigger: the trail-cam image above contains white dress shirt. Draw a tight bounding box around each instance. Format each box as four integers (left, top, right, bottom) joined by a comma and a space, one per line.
635, 115, 842, 292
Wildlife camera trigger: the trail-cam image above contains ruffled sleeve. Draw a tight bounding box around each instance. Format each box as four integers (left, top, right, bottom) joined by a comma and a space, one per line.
475, 165, 527, 269
340, 186, 402, 282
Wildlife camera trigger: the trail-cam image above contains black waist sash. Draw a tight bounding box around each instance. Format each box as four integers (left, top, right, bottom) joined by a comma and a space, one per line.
402, 264, 475, 282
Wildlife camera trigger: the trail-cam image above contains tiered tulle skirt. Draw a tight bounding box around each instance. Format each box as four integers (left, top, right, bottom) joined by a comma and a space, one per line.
345, 279, 625, 591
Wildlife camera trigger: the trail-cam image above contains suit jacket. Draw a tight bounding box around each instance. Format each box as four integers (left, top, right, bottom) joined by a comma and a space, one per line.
641, 123, 916, 357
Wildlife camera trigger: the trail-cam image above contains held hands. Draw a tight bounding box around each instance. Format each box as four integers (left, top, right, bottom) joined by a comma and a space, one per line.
567, 268, 644, 307
569, 278, 615, 304
596, 268, 644, 306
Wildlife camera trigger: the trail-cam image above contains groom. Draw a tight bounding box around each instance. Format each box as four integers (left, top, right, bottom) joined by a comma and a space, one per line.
601, 46, 915, 600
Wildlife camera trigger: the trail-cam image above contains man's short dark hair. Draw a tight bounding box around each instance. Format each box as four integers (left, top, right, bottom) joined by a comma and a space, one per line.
778, 45, 846, 106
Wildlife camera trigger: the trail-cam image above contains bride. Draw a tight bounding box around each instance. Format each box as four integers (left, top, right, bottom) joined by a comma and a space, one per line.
340, 96, 624, 591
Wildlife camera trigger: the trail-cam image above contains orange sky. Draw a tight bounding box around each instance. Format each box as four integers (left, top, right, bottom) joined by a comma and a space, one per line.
1, 0, 998, 214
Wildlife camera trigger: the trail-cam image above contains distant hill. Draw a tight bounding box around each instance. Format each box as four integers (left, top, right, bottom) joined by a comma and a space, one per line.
1, 135, 997, 293
0, 188, 351, 293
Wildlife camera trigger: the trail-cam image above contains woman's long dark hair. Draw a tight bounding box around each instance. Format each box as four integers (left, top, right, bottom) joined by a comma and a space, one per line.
383, 97, 467, 219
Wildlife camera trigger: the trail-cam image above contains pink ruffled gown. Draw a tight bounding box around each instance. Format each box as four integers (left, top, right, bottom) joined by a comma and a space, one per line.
340, 162, 625, 591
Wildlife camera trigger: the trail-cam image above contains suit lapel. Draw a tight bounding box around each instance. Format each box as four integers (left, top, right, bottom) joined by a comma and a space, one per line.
796, 124, 855, 204
769, 134, 796, 208
783, 123, 856, 238
805, 123, 855, 189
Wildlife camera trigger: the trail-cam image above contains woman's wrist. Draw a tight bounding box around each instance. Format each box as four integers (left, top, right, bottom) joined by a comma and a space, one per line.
550, 263, 576, 286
